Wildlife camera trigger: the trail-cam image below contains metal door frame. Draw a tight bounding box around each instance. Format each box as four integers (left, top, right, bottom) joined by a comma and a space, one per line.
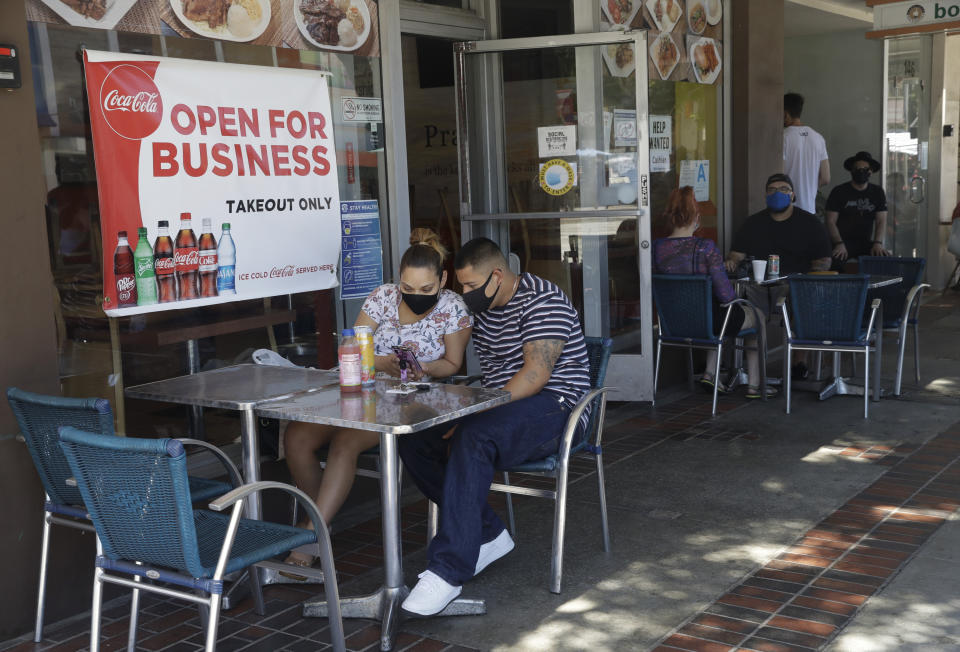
453, 30, 653, 402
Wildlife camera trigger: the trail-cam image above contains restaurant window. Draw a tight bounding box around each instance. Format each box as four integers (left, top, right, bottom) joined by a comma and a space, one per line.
27, 6, 387, 440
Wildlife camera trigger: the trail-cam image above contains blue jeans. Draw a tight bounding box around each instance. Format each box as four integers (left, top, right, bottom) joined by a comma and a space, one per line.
398, 392, 572, 586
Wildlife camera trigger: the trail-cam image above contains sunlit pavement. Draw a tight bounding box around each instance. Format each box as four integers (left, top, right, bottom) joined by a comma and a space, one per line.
3, 292, 960, 652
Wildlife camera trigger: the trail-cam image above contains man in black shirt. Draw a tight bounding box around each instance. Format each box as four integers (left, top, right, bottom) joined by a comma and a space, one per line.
724, 173, 832, 275
825, 151, 890, 270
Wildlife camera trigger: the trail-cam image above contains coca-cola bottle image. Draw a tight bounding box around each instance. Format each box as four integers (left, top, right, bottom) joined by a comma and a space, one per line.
154, 220, 176, 303
174, 212, 199, 300
114, 231, 137, 308
198, 218, 218, 298
134, 227, 157, 306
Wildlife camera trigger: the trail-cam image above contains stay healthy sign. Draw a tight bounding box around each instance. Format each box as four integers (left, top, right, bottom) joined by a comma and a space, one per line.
873, 1, 960, 32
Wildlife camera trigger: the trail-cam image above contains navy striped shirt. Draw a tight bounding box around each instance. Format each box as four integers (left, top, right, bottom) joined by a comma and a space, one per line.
474, 273, 591, 428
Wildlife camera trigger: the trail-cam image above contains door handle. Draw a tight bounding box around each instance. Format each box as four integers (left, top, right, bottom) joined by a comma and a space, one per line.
909, 174, 925, 204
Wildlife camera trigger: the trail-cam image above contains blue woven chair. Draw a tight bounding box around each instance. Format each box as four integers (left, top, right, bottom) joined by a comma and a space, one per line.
5, 387, 235, 643
859, 257, 929, 395
427, 337, 613, 594
780, 275, 882, 418
58, 427, 345, 652
651, 275, 768, 416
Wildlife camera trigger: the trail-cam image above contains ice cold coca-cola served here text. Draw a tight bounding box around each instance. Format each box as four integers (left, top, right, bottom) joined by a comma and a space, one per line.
114, 231, 137, 308
154, 220, 176, 303
199, 218, 218, 298
175, 212, 199, 300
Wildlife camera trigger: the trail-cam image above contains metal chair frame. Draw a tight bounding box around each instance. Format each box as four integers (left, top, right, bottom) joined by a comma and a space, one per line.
58, 428, 345, 652
651, 275, 768, 416
5, 388, 235, 643
779, 293, 883, 419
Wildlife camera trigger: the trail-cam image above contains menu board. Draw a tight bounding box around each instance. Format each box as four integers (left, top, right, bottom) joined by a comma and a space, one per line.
599, 0, 723, 85
25, 0, 381, 56
83, 50, 342, 316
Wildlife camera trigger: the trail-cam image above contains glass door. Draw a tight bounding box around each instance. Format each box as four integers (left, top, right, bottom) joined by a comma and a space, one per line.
884, 36, 932, 257
454, 31, 653, 401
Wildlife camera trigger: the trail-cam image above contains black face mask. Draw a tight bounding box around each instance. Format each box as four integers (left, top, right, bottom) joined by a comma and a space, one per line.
462, 270, 499, 315
402, 288, 440, 315
852, 168, 871, 184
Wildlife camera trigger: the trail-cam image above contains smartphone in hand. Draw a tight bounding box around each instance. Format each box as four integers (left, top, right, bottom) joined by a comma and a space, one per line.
391, 345, 424, 376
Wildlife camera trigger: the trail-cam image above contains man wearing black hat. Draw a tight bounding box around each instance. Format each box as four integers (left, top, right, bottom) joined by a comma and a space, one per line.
724, 172, 832, 277
825, 151, 890, 270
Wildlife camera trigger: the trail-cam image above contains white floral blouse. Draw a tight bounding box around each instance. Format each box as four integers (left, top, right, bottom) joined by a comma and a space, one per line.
360, 285, 473, 364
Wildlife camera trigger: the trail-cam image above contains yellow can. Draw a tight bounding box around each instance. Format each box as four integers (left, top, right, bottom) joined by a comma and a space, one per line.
354, 325, 376, 386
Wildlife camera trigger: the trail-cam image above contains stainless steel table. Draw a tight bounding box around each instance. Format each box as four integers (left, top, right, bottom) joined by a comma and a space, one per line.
256, 380, 510, 652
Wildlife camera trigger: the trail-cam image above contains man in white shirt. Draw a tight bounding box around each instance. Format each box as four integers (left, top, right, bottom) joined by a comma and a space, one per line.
783, 93, 830, 215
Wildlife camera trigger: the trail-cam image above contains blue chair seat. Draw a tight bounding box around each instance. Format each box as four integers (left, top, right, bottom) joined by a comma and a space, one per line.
193, 511, 316, 577
188, 477, 234, 503
660, 327, 758, 347
45, 502, 89, 520
507, 440, 590, 474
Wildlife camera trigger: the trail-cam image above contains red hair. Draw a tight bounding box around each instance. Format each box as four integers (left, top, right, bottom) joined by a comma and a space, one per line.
662, 186, 698, 230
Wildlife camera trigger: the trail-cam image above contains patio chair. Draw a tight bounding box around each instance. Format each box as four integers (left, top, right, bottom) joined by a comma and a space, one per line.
5, 387, 235, 643
859, 256, 930, 395
427, 337, 613, 594
58, 426, 345, 652
651, 275, 768, 416
780, 275, 882, 418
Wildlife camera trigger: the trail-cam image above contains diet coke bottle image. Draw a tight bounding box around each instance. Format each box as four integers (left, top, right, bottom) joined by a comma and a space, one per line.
154, 220, 176, 303
174, 212, 199, 300
217, 222, 237, 295
114, 231, 137, 308
198, 218, 218, 298
133, 227, 158, 306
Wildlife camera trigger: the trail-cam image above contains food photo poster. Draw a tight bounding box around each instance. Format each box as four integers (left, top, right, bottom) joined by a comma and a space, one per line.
600, 0, 723, 85
26, 0, 381, 56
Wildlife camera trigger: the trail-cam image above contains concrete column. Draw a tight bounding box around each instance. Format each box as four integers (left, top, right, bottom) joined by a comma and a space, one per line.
730, 0, 785, 232
0, 3, 91, 639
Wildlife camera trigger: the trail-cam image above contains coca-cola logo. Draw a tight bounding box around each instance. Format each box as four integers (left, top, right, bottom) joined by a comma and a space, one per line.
174, 249, 200, 269
99, 64, 163, 140
155, 257, 175, 273
117, 276, 136, 292
198, 252, 217, 268
270, 265, 295, 279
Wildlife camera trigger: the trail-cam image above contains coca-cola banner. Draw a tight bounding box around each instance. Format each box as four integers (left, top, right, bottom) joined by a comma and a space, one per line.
83, 49, 341, 316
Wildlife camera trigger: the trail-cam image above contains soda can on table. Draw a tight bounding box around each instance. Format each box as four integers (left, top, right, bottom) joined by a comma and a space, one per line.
354, 325, 376, 386
767, 255, 780, 279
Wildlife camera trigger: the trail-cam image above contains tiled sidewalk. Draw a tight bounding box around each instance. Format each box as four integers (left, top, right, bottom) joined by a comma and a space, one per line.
654, 420, 960, 652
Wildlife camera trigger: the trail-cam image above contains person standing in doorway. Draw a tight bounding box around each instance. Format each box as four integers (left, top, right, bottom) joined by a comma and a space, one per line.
783, 92, 830, 215
825, 151, 890, 270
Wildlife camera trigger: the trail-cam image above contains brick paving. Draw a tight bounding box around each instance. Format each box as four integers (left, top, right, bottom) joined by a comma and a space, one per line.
3, 394, 959, 651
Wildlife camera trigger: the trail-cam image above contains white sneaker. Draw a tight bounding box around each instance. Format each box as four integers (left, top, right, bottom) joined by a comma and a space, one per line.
474, 529, 515, 576
402, 570, 462, 616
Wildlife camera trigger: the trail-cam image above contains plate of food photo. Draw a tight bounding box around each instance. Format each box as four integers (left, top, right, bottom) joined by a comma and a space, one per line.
296, 0, 371, 52
705, 0, 722, 25
689, 36, 721, 84
39, 0, 138, 29
602, 42, 637, 78
649, 31, 680, 81
602, 0, 642, 28
645, 0, 683, 34
687, 0, 707, 35
171, 0, 271, 42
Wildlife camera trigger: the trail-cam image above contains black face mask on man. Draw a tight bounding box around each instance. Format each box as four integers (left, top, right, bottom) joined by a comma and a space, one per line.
852, 168, 871, 184
402, 288, 440, 315
462, 270, 500, 315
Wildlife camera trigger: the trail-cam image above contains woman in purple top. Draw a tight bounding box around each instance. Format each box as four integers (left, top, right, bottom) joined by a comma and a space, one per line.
653, 187, 773, 398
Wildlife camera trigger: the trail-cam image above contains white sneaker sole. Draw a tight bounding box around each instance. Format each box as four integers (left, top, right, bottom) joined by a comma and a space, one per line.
474, 530, 515, 576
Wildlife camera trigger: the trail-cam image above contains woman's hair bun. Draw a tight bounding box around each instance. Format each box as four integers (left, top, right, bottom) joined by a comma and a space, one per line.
409, 228, 448, 260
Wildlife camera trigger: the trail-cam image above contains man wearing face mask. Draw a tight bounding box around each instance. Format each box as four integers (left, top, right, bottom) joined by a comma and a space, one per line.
398, 237, 591, 616
724, 173, 832, 277
825, 151, 890, 271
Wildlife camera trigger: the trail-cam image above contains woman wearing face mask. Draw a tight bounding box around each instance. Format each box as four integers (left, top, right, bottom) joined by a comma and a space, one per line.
281, 228, 472, 576
825, 151, 890, 271
653, 187, 772, 398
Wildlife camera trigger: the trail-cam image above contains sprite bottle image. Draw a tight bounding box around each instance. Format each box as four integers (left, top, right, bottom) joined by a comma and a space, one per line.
134, 226, 158, 306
